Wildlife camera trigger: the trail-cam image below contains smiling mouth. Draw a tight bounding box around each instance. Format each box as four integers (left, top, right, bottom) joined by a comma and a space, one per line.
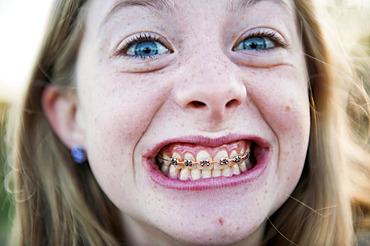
155, 140, 256, 181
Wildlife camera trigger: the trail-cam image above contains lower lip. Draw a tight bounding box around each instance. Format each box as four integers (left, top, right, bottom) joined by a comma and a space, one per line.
144, 147, 271, 191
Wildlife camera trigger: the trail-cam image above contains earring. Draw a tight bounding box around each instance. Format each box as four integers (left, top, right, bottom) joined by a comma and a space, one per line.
71, 147, 87, 164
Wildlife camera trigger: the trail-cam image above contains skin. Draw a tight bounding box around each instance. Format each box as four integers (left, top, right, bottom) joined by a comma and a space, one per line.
44, 0, 310, 245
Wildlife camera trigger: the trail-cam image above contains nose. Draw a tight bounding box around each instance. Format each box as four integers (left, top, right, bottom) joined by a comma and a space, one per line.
175, 59, 247, 120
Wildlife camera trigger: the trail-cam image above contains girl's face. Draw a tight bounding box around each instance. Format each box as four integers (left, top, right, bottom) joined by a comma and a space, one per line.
76, 0, 310, 244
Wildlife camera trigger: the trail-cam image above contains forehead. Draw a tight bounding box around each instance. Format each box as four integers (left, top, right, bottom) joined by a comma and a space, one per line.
103, 0, 291, 16
92, 0, 295, 27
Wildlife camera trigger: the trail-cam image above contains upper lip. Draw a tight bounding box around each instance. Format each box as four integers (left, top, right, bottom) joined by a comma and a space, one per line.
143, 134, 270, 161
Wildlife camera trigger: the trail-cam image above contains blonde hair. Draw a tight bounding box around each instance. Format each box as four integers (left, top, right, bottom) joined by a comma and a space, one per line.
6, 0, 369, 245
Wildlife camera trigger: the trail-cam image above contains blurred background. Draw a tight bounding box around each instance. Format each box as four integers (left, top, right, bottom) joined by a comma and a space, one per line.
0, 0, 369, 245
0, 1, 53, 244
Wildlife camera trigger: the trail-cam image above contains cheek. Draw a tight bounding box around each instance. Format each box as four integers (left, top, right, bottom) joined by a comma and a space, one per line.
246, 66, 310, 144
82, 72, 170, 142
78, 73, 170, 205
245, 66, 310, 200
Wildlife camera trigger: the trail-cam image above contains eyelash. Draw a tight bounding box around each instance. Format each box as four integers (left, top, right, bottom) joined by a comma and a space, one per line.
236, 29, 288, 51
115, 33, 169, 59
114, 29, 287, 59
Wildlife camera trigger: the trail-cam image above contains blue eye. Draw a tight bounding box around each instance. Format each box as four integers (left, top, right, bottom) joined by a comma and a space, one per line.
126, 40, 169, 57
235, 37, 275, 51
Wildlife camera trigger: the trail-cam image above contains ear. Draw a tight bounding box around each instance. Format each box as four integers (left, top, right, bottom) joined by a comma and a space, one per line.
42, 85, 86, 149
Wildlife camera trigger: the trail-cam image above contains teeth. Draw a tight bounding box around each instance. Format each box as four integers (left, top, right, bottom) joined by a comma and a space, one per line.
239, 160, 247, 172
157, 142, 254, 181
222, 167, 232, 177
202, 170, 212, 179
173, 152, 182, 169
232, 164, 240, 175
240, 148, 245, 156
191, 169, 201, 180
184, 153, 196, 169
180, 168, 190, 181
230, 150, 238, 160
196, 150, 213, 170
213, 149, 227, 170
161, 153, 170, 166
169, 165, 179, 179
161, 163, 170, 174
212, 169, 222, 177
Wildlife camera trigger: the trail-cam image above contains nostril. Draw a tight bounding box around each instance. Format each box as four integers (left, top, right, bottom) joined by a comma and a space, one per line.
226, 99, 240, 108
188, 101, 207, 109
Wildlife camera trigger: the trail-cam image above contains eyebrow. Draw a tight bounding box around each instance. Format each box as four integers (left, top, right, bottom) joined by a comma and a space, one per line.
228, 0, 289, 12
103, 0, 175, 24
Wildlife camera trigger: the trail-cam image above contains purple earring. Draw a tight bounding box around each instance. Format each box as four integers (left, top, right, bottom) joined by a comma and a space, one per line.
71, 147, 87, 164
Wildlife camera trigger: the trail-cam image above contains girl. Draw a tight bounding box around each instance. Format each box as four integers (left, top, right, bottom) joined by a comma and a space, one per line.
6, 0, 370, 245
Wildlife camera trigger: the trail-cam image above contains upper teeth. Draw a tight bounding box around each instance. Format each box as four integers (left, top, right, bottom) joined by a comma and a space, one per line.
166, 152, 249, 168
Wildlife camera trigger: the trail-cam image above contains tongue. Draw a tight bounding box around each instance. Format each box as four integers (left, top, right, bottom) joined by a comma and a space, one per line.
158, 140, 252, 157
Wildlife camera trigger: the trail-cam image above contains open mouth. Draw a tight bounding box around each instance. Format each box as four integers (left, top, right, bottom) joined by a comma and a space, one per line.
154, 140, 257, 181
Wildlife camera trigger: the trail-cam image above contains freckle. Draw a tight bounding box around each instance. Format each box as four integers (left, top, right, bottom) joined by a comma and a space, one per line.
178, 45, 182, 49
264, 190, 267, 194
236, 227, 240, 231
265, 182, 268, 186
202, 214, 205, 217
218, 218, 224, 226
181, 123, 185, 127
287, 176, 290, 181
180, 205, 184, 208
232, 34, 236, 38
285, 106, 291, 112
209, 238, 213, 241
179, 39, 183, 44
218, 72, 221, 75
127, 22, 131, 26
177, 62, 182, 66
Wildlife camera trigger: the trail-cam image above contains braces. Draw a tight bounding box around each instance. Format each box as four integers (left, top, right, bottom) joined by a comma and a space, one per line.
161, 152, 251, 167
